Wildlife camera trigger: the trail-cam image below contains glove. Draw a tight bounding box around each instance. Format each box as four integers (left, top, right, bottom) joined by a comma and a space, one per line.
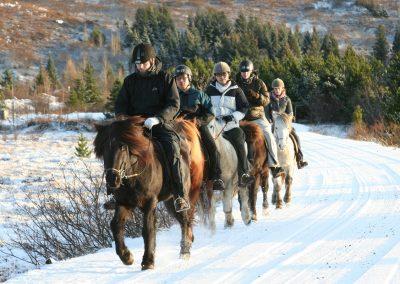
221, 115, 234, 123
144, 117, 160, 129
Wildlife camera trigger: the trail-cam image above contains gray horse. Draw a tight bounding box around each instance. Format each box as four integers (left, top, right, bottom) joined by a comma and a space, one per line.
201, 119, 251, 232
271, 112, 296, 208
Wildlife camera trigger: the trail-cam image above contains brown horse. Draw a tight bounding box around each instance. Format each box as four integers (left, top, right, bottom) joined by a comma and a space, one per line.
94, 116, 204, 270
240, 121, 270, 220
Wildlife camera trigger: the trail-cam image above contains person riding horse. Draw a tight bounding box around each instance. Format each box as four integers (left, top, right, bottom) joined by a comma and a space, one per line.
114, 43, 190, 212
205, 61, 255, 187
265, 78, 308, 169
173, 65, 225, 191
236, 59, 285, 178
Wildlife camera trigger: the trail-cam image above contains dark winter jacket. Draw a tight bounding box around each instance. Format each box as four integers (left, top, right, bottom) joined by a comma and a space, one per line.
265, 93, 293, 122
236, 73, 270, 120
205, 80, 249, 131
114, 58, 179, 123
178, 86, 214, 126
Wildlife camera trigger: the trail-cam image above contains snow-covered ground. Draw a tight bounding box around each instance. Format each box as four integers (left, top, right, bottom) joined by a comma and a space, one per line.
3, 122, 400, 283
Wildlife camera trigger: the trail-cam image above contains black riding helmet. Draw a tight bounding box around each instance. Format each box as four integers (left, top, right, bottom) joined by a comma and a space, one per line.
174, 65, 192, 82
239, 59, 254, 72
131, 43, 156, 64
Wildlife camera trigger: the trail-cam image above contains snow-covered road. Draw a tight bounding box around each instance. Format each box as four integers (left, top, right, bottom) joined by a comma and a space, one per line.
7, 125, 400, 283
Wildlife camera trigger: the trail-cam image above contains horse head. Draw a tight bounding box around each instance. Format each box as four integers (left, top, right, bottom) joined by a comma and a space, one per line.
94, 117, 149, 194
272, 111, 293, 151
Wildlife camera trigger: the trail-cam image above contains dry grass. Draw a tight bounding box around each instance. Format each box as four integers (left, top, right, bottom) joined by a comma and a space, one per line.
349, 121, 400, 147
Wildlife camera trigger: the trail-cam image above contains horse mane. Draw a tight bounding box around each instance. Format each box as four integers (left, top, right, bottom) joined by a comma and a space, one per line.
240, 121, 266, 162
94, 116, 153, 164
275, 112, 293, 130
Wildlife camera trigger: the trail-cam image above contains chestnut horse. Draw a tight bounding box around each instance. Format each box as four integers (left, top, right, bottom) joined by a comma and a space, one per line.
94, 116, 204, 270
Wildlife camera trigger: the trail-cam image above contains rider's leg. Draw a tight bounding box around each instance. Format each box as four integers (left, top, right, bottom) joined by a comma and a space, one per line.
252, 117, 284, 177
223, 127, 254, 186
152, 124, 190, 212
290, 128, 308, 169
199, 125, 224, 191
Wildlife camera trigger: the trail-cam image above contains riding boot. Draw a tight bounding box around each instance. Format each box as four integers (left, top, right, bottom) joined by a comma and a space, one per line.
223, 127, 255, 187
200, 125, 224, 191
290, 129, 308, 169
171, 155, 190, 212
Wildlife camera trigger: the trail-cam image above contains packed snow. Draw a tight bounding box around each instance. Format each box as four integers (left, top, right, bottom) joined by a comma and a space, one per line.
2, 120, 400, 283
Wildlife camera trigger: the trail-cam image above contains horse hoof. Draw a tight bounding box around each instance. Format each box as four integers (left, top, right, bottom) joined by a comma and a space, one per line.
276, 203, 283, 209
141, 263, 154, 270
120, 250, 134, 265
180, 253, 191, 260
262, 208, 269, 216
284, 197, 291, 203
251, 214, 258, 222
224, 220, 234, 228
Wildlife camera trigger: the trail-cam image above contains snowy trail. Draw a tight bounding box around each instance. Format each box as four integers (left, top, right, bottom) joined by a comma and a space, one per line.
7, 125, 400, 283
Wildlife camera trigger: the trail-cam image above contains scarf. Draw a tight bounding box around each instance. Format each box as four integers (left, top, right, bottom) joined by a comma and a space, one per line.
215, 81, 232, 94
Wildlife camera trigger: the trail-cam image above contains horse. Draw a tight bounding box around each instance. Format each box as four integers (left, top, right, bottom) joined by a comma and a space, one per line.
240, 121, 270, 221
94, 116, 204, 270
270, 111, 296, 208
201, 119, 251, 232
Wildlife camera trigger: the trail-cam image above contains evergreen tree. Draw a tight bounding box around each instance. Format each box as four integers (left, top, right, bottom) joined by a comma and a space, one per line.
75, 133, 92, 158
321, 33, 339, 59
90, 27, 106, 47
287, 30, 302, 58
69, 78, 85, 108
35, 65, 49, 93
307, 27, 321, 56
373, 25, 389, 64
121, 20, 134, 48
1, 69, 13, 91
184, 57, 214, 90
82, 62, 101, 103
302, 31, 312, 54
105, 78, 122, 112
46, 54, 59, 89
387, 52, 400, 94
393, 24, 400, 55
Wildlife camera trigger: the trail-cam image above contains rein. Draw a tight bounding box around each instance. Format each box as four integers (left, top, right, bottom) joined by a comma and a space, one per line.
105, 127, 152, 186
213, 120, 228, 140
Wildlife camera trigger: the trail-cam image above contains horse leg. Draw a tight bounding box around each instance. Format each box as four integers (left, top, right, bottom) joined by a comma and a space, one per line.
223, 182, 234, 228
261, 172, 269, 215
141, 200, 157, 270
249, 175, 260, 221
273, 176, 284, 209
284, 173, 293, 204
239, 183, 251, 225
209, 192, 217, 233
111, 205, 134, 265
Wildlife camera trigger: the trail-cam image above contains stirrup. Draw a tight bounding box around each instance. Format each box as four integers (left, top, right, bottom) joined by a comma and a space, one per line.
212, 178, 225, 191
174, 197, 190, 212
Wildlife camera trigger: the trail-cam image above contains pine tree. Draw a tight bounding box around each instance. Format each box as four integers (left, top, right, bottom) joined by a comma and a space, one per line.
321, 33, 339, 59
373, 25, 389, 64
1, 69, 13, 91
105, 78, 122, 112
90, 27, 106, 47
68, 78, 85, 108
393, 24, 400, 55
46, 54, 59, 89
35, 65, 50, 94
302, 31, 312, 54
307, 27, 321, 56
82, 62, 101, 104
75, 133, 92, 158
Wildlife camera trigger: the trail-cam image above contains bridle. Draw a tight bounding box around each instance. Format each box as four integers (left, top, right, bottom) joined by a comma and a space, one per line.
105, 128, 152, 189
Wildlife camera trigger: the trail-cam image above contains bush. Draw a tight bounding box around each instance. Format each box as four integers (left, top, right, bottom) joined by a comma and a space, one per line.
0, 162, 174, 269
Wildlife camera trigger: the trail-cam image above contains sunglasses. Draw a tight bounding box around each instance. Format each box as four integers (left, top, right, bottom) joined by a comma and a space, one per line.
215, 72, 229, 77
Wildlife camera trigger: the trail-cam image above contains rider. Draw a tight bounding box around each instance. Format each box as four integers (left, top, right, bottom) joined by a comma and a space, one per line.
173, 65, 225, 191
236, 59, 285, 178
205, 61, 255, 187
114, 43, 190, 212
265, 78, 308, 169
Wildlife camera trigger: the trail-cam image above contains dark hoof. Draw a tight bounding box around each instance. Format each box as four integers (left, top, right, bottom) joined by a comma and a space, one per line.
119, 249, 134, 265
251, 214, 258, 221
224, 220, 234, 228
262, 202, 269, 209
284, 196, 291, 203
141, 263, 154, 270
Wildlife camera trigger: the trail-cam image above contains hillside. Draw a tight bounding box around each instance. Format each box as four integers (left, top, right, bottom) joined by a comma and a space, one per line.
1, 0, 399, 80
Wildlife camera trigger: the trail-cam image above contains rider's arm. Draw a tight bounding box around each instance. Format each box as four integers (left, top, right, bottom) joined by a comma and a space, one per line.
232, 88, 249, 122
115, 76, 131, 116
258, 80, 270, 107
158, 73, 180, 123
198, 91, 215, 125
285, 97, 294, 116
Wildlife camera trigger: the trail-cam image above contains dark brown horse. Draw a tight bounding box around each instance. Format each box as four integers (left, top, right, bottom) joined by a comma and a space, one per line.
94, 116, 204, 270
240, 121, 270, 221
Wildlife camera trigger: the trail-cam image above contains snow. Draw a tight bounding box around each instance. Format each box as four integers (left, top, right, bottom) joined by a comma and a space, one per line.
56, 19, 64, 24
3, 122, 400, 283
0, 1, 20, 9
